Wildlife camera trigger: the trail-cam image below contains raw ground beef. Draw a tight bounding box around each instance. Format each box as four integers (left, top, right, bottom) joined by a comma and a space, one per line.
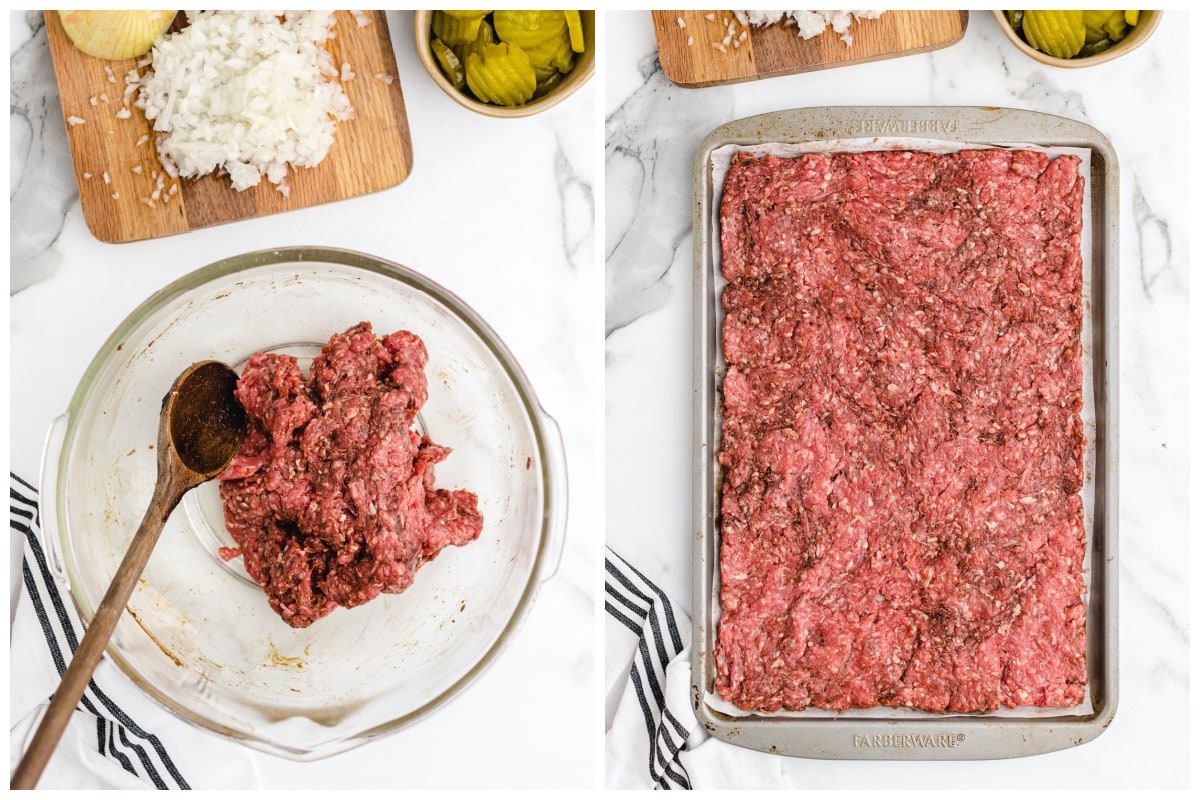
219, 322, 483, 628
715, 149, 1086, 713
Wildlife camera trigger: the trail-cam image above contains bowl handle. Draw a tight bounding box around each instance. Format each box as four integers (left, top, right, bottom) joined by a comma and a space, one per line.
36, 414, 71, 589
536, 411, 569, 584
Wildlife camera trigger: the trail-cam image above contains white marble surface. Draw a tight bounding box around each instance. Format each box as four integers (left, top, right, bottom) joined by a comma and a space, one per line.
9, 10, 595, 789
605, 10, 1189, 789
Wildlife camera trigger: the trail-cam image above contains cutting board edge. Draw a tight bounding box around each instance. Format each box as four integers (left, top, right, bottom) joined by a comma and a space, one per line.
88, 171, 415, 245
655, 10, 971, 90
745, 15, 972, 86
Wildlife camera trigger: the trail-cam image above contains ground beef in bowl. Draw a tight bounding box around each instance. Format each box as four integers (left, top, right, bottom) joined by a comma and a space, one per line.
218, 321, 483, 628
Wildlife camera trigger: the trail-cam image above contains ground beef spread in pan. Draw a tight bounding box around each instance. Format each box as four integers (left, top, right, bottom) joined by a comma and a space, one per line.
715, 149, 1086, 713
218, 322, 483, 628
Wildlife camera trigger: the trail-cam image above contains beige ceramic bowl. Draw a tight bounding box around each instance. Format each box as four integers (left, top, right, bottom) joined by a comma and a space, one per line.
414, 10, 595, 118
993, 10, 1162, 68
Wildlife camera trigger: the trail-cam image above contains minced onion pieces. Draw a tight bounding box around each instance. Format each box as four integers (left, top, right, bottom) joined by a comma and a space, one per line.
135, 11, 353, 193
733, 10, 885, 46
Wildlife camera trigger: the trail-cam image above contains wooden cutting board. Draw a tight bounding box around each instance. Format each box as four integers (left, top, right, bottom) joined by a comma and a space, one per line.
652, 10, 969, 88
45, 11, 413, 244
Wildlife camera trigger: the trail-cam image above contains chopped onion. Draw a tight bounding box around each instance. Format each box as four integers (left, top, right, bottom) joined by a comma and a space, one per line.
135, 11, 353, 193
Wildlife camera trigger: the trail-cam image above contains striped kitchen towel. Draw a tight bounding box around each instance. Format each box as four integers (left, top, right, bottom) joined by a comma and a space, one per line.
604, 548, 788, 790
9, 474, 258, 789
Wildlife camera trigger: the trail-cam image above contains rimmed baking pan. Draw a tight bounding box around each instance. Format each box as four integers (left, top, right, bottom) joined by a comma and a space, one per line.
691, 106, 1118, 760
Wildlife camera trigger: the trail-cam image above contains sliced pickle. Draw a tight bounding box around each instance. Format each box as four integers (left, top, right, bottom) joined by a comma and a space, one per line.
465, 42, 536, 106
492, 10, 565, 45
1021, 10, 1085, 59
432, 10, 585, 107
454, 19, 496, 64
1125, 10, 1139, 26
533, 69, 563, 99
432, 37, 465, 90
1105, 13, 1130, 41
564, 10, 585, 53
533, 61, 560, 84
1083, 9, 1130, 44
432, 10, 483, 45
1082, 10, 1121, 44
493, 10, 573, 72
526, 34, 575, 74
1078, 38, 1113, 57
442, 10, 491, 21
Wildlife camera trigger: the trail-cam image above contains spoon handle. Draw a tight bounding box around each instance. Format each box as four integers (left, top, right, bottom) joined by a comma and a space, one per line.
10, 474, 188, 790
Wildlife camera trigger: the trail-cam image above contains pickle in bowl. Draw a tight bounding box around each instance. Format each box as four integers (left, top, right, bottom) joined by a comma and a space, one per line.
1004, 9, 1143, 60
427, 10, 586, 108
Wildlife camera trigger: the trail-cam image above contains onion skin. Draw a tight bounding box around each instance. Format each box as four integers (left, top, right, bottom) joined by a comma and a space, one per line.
58, 10, 177, 60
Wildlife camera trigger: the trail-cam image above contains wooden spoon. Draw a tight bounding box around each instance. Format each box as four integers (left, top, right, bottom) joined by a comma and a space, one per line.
11, 360, 246, 789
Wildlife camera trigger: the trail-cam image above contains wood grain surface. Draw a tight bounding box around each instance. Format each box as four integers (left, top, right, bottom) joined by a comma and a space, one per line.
652, 10, 969, 88
45, 11, 413, 244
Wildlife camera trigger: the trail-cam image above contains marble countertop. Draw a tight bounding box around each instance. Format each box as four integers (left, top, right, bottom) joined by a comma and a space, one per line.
605, 10, 1188, 790
10, 10, 594, 789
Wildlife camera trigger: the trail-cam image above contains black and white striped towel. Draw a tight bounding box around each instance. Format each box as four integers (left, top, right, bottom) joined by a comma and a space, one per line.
604, 548, 787, 790
9, 474, 258, 789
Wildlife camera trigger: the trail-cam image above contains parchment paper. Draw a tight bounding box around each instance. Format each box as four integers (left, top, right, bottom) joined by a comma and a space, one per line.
706, 138, 1096, 720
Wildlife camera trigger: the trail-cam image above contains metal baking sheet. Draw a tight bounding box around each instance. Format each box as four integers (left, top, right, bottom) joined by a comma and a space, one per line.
690, 106, 1119, 759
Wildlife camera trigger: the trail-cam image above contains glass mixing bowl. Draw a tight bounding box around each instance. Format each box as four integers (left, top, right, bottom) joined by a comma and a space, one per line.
39, 247, 567, 758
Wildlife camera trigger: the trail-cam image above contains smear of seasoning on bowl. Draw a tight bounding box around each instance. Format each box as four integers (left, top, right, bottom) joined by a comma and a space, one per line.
1005, 10, 1142, 59
218, 322, 484, 629
429, 10, 586, 107
134, 11, 353, 195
